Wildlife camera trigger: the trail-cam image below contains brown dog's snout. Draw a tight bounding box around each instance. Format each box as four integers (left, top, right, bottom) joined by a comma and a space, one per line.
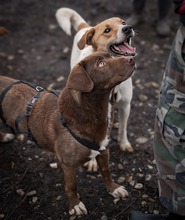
122, 25, 132, 35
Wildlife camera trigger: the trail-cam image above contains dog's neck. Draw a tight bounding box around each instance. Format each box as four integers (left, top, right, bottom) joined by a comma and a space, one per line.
58, 88, 111, 145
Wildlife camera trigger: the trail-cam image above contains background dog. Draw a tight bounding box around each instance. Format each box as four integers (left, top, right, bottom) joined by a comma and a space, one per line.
56, 7, 136, 171
0, 52, 135, 218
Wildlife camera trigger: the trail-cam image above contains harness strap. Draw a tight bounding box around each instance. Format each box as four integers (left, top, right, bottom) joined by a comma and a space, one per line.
14, 84, 44, 140
61, 117, 100, 152
0, 80, 44, 141
50, 90, 101, 152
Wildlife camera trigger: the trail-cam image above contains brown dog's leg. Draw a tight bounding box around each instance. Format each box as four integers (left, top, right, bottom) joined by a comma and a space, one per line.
61, 164, 88, 217
96, 149, 128, 199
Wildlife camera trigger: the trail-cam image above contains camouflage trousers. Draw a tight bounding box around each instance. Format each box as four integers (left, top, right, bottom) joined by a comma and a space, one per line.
154, 25, 185, 216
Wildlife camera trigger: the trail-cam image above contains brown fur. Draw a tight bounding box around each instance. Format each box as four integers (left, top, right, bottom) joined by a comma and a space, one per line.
0, 52, 135, 216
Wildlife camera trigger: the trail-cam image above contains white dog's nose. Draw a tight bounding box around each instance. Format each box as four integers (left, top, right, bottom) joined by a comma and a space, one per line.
122, 25, 132, 35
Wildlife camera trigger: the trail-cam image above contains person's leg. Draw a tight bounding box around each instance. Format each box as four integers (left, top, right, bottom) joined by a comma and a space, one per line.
154, 25, 185, 218
130, 25, 185, 220
126, 0, 145, 26
156, 0, 171, 37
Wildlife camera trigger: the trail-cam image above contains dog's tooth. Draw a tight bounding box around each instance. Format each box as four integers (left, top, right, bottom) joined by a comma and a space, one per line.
114, 45, 120, 51
129, 38, 131, 45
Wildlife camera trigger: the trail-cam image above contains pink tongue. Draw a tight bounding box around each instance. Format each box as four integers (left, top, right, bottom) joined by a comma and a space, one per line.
119, 44, 136, 54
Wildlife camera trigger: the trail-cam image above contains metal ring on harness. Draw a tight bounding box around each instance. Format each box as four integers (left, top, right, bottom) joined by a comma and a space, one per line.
36, 86, 44, 92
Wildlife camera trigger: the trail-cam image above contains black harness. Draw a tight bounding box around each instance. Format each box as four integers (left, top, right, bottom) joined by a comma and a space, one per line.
0, 80, 45, 141
61, 117, 100, 151
0, 81, 101, 152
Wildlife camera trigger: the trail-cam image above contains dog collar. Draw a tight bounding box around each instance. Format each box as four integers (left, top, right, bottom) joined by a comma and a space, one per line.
61, 116, 101, 152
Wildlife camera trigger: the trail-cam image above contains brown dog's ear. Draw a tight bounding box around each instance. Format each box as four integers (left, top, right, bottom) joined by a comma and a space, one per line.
77, 28, 95, 50
66, 63, 94, 92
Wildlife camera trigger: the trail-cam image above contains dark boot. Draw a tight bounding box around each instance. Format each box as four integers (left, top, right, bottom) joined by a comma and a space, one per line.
130, 211, 185, 220
156, 0, 171, 37
167, 212, 185, 220
129, 211, 165, 220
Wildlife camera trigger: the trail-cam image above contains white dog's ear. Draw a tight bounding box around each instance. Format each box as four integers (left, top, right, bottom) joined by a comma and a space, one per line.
77, 28, 95, 50
66, 63, 94, 92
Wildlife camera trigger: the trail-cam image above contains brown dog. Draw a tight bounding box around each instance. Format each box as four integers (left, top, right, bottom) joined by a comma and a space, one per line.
0, 52, 135, 218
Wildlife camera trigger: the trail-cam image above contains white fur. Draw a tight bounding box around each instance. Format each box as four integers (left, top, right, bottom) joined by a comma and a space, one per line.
70, 28, 92, 68
89, 150, 100, 159
2, 133, 14, 142
56, 8, 86, 36
109, 186, 129, 198
69, 201, 87, 217
84, 157, 98, 172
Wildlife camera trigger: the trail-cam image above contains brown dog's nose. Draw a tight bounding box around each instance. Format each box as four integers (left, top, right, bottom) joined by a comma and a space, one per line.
122, 25, 132, 35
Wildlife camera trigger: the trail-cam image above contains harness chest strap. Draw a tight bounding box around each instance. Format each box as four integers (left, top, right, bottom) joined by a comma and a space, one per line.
61, 117, 101, 152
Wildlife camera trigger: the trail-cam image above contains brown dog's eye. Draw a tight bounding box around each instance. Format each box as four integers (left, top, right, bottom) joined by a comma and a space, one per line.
104, 28, 111, 33
122, 21, 126, 25
98, 61, 105, 67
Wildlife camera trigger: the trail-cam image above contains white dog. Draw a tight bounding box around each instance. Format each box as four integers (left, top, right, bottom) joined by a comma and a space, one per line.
56, 8, 136, 171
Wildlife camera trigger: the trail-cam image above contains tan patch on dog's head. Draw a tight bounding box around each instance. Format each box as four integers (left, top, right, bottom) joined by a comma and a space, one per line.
77, 17, 136, 57
77, 17, 124, 51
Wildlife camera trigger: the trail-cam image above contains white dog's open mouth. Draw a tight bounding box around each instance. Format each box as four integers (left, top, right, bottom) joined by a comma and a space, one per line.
109, 37, 136, 57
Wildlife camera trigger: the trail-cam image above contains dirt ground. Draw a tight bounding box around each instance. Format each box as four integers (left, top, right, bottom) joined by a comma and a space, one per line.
0, 1, 180, 220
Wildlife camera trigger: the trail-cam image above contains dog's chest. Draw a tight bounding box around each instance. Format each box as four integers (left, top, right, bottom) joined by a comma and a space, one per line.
89, 104, 112, 159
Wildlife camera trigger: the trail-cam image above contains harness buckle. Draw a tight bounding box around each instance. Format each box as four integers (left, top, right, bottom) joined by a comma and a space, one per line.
36, 86, 44, 92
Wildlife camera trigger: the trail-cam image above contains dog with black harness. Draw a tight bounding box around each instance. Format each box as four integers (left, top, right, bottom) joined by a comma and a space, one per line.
0, 52, 135, 218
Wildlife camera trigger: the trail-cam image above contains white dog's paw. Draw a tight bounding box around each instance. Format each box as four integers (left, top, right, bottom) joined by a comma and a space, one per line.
1, 133, 14, 142
17, 134, 25, 141
84, 158, 98, 172
109, 186, 129, 199
120, 142, 134, 153
69, 201, 87, 218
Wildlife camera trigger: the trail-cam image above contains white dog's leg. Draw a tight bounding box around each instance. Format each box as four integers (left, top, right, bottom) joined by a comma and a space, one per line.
118, 101, 134, 152
115, 79, 134, 152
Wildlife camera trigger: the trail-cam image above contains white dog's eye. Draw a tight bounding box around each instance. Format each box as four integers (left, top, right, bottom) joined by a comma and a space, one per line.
98, 61, 105, 67
104, 28, 111, 33
122, 20, 126, 25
